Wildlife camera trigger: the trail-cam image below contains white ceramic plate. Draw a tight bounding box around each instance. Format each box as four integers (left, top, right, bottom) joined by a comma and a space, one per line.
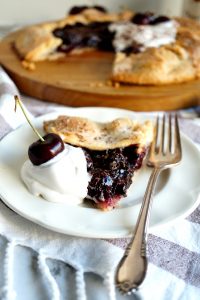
0, 107, 200, 238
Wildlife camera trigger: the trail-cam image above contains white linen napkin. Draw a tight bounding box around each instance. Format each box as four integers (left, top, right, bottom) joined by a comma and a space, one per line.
0, 66, 200, 300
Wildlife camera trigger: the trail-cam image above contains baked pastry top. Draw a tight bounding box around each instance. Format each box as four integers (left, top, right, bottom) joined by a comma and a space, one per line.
12, 6, 200, 85
43, 115, 153, 150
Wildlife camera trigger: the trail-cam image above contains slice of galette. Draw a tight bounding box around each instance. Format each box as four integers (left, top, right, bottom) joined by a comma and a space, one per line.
43, 116, 153, 210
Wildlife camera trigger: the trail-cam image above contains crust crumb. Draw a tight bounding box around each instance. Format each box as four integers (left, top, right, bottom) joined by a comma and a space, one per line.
21, 60, 36, 71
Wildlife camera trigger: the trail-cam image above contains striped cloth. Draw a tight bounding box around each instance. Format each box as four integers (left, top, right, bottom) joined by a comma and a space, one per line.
0, 66, 200, 300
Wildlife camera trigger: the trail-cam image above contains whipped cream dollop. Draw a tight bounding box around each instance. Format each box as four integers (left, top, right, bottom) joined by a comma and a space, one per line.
109, 20, 178, 52
21, 144, 90, 205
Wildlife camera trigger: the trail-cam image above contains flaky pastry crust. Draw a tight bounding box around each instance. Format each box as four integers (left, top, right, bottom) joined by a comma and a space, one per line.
14, 26, 62, 62
111, 45, 196, 85
43, 115, 153, 150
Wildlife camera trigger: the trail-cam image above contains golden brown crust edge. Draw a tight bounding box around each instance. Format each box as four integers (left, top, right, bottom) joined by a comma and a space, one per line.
111, 45, 196, 85
43, 115, 154, 150
14, 26, 63, 62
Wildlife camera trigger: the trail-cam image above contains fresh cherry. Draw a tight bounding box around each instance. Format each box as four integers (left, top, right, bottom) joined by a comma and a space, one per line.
28, 133, 65, 166
14, 95, 65, 166
131, 12, 155, 25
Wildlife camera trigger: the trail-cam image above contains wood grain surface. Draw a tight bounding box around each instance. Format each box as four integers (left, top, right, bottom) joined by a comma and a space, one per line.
0, 29, 200, 111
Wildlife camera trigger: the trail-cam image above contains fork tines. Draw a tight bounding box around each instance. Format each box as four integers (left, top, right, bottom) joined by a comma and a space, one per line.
154, 114, 182, 157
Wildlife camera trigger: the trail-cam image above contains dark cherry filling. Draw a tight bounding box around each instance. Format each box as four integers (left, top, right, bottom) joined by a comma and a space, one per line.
84, 144, 146, 208
53, 22, 114, 53
53, 9, 171, 56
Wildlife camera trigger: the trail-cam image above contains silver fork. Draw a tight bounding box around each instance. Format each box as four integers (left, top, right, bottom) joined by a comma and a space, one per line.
115, 114, 182, 294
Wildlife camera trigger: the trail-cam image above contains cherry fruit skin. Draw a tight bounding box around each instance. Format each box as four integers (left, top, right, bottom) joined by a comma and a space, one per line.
28, 133, 65, 166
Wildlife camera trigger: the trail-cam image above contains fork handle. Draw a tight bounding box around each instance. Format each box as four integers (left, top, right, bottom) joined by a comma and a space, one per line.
115, 167, 162, 293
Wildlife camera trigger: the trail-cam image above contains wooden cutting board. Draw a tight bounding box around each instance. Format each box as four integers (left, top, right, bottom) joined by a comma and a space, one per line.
0, 29, 200, 111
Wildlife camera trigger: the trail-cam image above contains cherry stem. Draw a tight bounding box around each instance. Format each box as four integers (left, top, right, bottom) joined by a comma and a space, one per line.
14, 95, 45, 142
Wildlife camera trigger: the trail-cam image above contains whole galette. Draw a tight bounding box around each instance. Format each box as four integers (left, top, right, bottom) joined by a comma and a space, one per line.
13, 6, 200, 85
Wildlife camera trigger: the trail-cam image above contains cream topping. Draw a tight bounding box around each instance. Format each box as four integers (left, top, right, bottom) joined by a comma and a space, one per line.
109, 20, 178, 52
21, 144, 90, 205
